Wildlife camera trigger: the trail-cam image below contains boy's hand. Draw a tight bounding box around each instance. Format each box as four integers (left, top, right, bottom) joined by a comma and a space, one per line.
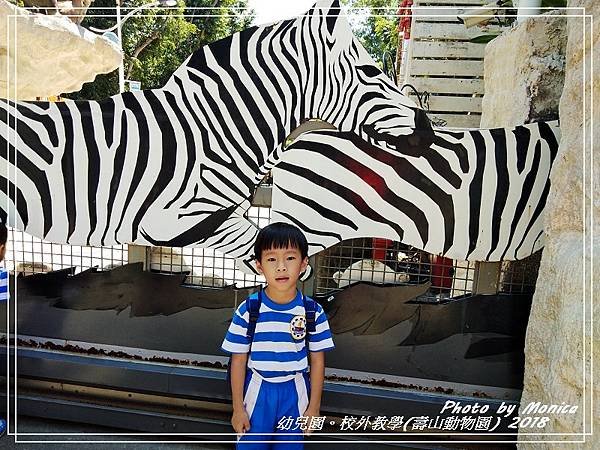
231, 409, 250, 434
231, 407, 251, 435
229, 353, 250, 435
302, 405, 320, 435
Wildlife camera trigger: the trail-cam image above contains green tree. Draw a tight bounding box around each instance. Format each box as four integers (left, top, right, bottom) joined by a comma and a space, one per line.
341, 0, 398, 67
66, 0, 252, 100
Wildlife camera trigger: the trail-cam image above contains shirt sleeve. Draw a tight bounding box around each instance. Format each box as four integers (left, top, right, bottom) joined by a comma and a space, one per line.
0, 269, 8, 302
221, 300, 251, 354
308, 301, 335, 352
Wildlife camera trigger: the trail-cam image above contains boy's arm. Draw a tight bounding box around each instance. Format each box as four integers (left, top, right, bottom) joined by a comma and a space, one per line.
230, 353, 251, 434
305, 351, 325, 419
304, 300, 333, 432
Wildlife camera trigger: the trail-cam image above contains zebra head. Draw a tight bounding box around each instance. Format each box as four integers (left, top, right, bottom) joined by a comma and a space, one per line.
296, 1, 434, 149
167, 0, 433, 167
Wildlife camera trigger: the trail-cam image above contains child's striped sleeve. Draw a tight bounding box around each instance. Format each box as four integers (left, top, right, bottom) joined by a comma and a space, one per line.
0, 269, 8, 302
221, 300, 251, 354
308, 301, 335, 352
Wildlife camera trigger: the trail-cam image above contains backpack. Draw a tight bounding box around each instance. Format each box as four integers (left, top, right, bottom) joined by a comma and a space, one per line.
226, 288, 317, 388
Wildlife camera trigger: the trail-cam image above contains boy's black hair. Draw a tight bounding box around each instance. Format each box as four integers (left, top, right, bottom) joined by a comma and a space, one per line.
254, 222, 308, 261
0, 222, 6, 246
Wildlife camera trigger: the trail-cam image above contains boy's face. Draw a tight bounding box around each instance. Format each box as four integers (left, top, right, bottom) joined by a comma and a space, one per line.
0, 244, 5, 262
256, 245, 308, 300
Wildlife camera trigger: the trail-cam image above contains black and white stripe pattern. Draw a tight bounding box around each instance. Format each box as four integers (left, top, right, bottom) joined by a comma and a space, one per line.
0, 0, 424, 268
0, 0, 561, 271
272, 122, 560, 261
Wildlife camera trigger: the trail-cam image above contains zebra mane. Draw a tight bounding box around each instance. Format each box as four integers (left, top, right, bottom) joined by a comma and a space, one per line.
176, 0, 345, 74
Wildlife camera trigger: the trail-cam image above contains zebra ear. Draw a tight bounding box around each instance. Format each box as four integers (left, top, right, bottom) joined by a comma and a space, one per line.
312, 0, 340, 11
317, 0, 341, 9
308, 0, 342, 26
309, 0, 348, 42
325, 0, 342, 35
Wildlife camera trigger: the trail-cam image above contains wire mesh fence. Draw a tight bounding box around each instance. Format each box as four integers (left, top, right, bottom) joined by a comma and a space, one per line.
2, 207, 271, 289
148, 206, 269, 288
3, 228, 128, 275
498, 250, 541, 295
2, 206, 539, 298
314, 237, 477, 302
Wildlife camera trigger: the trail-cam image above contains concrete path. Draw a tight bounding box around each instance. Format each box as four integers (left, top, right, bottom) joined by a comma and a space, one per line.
0, 415, 231, 449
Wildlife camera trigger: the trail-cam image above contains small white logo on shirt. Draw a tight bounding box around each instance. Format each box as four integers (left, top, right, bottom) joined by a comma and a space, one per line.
290, 315, 307, 340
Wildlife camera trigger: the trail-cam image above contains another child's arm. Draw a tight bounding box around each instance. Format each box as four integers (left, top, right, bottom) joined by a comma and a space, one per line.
230, 352, 251, 434
304, 351, 325, 433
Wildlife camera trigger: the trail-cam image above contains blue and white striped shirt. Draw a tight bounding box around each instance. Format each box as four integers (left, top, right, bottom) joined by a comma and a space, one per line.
0, 268, 8, 302
221, 290, 335, 382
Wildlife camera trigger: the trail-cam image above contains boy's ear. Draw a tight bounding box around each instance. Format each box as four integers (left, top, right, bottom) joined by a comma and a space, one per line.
299, 260, 312, 282
255, 260, 263, 274
301, 256, 309, 272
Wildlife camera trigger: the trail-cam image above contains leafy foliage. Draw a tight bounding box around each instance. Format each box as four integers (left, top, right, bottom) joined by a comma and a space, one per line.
469, 33, 502, 44
341, 0, 398, 66
66, 0, 252, 100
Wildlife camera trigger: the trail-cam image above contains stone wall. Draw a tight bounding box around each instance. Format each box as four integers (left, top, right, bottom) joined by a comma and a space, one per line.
517, 1, 598, 446
481, 11, 566, 128
482, 2, 598, 448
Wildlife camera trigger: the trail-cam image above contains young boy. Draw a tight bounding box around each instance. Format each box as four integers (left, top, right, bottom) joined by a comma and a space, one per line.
221, 222, 334, 449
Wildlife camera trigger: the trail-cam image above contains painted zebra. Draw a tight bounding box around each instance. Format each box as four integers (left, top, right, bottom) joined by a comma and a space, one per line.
0, 0, 560, 273
271, 122, 560, 262
0, 0, 426, 273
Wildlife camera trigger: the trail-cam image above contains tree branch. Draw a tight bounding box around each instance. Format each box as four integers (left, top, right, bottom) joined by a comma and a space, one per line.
125, 31, 161, 80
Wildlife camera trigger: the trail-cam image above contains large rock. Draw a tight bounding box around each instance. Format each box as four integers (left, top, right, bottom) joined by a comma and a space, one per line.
481, 11, 567, 298
481, 3, 598, 447
515, 2, 598, 448
0, 0, 121, 100
481, 11, 566, 128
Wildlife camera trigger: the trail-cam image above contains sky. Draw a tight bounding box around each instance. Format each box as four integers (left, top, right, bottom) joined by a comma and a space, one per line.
246, 0, 319, 25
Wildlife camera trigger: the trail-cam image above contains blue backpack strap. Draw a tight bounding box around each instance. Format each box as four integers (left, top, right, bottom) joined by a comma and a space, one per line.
246, 287, 263, 340
304, 293, 317, 333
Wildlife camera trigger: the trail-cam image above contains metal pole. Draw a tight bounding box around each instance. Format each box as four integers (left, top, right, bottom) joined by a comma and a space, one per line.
517, 0, 541, 23
89, 1, 175, 93
116, 0, 125, 93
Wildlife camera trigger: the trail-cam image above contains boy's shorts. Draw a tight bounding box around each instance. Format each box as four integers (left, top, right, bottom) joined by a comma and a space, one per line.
237, 369, 311, 450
